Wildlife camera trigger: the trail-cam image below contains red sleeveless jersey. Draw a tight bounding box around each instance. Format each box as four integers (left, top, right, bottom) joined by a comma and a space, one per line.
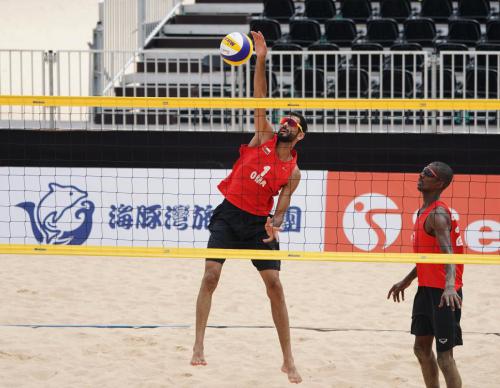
218, 135, 298, 216
412, 200, 464, 290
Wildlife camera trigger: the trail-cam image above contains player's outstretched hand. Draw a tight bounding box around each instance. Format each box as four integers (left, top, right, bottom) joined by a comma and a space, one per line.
263, 216, 280, 243
250, 31, 267, 58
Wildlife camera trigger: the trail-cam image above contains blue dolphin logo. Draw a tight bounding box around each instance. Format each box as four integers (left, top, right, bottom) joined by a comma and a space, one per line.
17, 183, 95, 245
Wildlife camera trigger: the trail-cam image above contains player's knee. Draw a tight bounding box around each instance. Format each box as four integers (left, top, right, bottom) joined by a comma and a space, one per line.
413, 343, 432, 361
203, 270, 220, 292
265, 277, 284, 300
437, 351, 455, 371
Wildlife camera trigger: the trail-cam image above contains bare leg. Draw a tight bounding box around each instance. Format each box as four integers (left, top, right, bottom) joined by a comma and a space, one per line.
437, 350, 462, 388
259, 269, 302, 384
414, 336, 440, 388
191, 260, 223, 366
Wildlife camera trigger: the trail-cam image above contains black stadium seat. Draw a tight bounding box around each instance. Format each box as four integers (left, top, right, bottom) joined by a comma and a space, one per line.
336, 68, 370, 97
380, 0, 411, 23
271, 43, 303, 71
381, 69, 415, 98
436, 43, 470, 72
325, 19, 358, 47
421, 68, 461, 98
263, 0, 295, 22
294, 68, 329, 97
289, 18, 322, 47
350, 42, 384, 71
342, 0, 372, 23
404, 17, 437, 47
448, 19, 482, 47
486, 19, 500, 43
305, 0, 336, 21
465, 68, 498, 98
388, 43, 425, 71
475, 43, 500, 70
421, 0, 453, 23
366, 18, 400, 47
308, 42, 340, 71
249, 18, 282, 46
458, 0, 491, 23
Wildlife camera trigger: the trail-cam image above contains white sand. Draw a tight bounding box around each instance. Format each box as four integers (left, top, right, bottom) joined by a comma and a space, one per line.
0, 254, 499, 387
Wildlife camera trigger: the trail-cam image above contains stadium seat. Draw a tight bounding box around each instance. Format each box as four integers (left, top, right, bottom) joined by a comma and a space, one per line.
458, 0, 491, 23
421, 68, 461, 98
475, 43, 500, 70
366, 18, 400, 47
308, 42, 340, 71
465, 67, 498, 98
263, 0, 295, 22
404, 17, 437, 47
350, 42, 384, 72
435, 43, 470, 72
289, 18, 322, 47
325, 19, 359, 47
380, 0, 412, 23
249, 18, 282, 46
342, 0, 372, 23
388, 43, 425, 71
381, 69, 415, 98
486, 19, 500, 43
248, 69, 279, 96
336, 68, 370, 97
305, 0, 336, 21
294, 68, 330, 97
421, 0, 453, 23
271, 43, 303, 71
448, 19, 482, 47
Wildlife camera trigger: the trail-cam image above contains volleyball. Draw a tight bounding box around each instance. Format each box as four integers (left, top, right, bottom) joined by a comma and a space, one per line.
219, 32, 253, 66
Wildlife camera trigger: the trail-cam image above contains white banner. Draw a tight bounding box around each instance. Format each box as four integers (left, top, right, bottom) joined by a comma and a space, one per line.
0, 167, 326, 251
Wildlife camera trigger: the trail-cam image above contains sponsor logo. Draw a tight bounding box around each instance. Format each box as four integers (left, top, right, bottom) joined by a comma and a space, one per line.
17, 183, 95, 245
438, 338, 448, 344
342, 193, 402, 251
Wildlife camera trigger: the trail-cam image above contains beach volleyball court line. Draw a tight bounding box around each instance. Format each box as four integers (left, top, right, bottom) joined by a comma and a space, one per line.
0, 324, 497, 336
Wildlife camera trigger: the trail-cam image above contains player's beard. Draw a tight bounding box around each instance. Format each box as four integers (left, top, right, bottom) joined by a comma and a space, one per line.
277, 127, 296, 143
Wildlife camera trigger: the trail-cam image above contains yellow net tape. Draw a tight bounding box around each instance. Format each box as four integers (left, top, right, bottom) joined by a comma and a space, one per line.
2, 95, 500, 111
0, 244, 498, 264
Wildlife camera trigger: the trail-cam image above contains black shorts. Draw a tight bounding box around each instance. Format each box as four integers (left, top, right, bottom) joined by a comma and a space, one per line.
411, 286, 463, 353
206, 199, 280, 271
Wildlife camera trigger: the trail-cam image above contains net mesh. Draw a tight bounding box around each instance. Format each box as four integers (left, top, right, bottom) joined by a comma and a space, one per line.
0, 96, 499, 263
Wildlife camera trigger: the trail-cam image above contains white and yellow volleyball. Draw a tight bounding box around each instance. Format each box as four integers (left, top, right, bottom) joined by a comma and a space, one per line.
219, 32, 253, 66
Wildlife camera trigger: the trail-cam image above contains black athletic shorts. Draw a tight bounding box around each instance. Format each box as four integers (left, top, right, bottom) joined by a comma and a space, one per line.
411, 286, 463, 353
206, 199, 280, 271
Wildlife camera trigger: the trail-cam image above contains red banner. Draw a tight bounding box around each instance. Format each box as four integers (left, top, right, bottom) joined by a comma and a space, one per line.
324, 172, 500, 254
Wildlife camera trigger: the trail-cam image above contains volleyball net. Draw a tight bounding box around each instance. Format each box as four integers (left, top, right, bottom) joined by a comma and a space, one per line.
0, 96, 499, 264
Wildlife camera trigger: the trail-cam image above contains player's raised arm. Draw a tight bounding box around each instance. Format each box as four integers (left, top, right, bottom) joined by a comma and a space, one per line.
249, 31, 274, 148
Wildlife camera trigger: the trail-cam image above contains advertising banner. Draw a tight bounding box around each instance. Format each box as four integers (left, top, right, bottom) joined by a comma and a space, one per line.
324, 172, 499, 254
0, 167, 326, 251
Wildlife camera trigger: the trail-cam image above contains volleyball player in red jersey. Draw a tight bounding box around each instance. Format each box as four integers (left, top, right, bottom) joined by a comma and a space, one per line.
191, 31, 305, 384
388, 162, 464, 388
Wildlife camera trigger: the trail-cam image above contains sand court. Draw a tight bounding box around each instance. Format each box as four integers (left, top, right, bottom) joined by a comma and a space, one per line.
0, 255, 498, 387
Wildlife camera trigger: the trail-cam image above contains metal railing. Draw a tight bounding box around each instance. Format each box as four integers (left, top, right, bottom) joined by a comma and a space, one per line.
0, 49, 499, 134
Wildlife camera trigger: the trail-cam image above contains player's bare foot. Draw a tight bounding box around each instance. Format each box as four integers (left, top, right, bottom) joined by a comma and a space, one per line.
282, 363, 302, 384
190, 348, 207, 366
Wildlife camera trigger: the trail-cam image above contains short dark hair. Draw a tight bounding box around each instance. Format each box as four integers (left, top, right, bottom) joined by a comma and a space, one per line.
289, 111, 308, 133
431, 161, 454, 189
